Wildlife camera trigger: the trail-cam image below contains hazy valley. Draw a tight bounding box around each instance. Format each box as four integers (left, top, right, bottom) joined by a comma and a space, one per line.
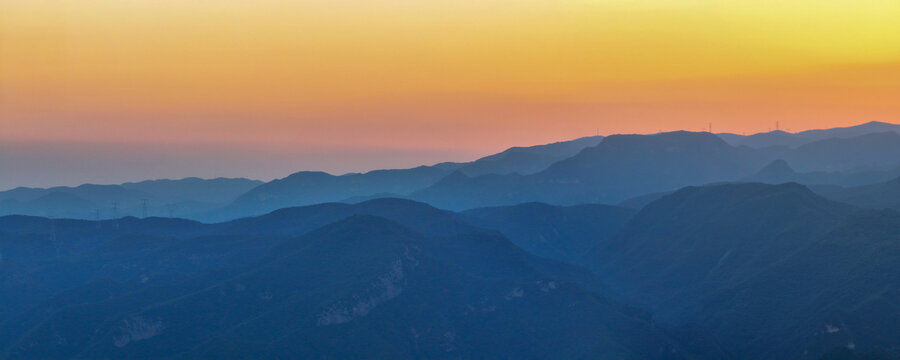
2, 122, 900, 359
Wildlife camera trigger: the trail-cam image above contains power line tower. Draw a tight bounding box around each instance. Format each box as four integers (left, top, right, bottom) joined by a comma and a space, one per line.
141, 199, 148, 218
166, 203, 175, 218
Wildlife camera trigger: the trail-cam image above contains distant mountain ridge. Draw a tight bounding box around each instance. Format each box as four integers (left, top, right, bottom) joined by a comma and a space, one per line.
450, 135, 604, 177
717, 121, 900, 148
587, 182, 900, 359
0, 178, 262, 220
463, 202, 635, 265
0, 198, 685, 359
4, 184, 900, 358
411, 131, 754, 209
202, 136, 605, 221
209, 167, 450, 222
812, 176, 900, 211
411, 130, 900, 210
5, 135, 605, 222
743, 159, 900, 187
4, 121, 900, 221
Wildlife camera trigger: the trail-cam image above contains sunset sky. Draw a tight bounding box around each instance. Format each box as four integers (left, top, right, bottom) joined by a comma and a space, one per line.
2, 0, 900, 188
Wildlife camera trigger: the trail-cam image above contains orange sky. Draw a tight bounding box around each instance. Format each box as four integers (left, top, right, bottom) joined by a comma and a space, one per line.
2, 0, 900, 186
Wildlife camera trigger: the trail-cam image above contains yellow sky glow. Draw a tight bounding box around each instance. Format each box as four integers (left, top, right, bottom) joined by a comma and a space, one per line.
2, 0, 900, 152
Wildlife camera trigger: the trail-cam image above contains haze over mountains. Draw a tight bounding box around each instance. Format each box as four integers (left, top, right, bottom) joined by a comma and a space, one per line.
0, 199, 682, 359
3, 185, 900, 358
0, 178, 263, 220
717, 121, 900, 149
589, 183, 900, 359
7, 0, 900, 357
2, 121, 900, 359
6, 122, 900, 221
412, 129, 900, 210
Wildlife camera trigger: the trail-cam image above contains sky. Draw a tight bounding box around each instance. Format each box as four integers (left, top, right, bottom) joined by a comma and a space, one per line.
2, 0, 900, 189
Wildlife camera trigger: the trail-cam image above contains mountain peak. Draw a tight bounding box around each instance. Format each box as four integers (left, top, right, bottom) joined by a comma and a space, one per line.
636, 182, 841, 224
743, 159, 798, 184
269, 214, 424, 258
434, 170, 472, 184
761, 159, 795, 173
601, 131, 733, 149
861, 120, 892, 126
282, 171, 333, 180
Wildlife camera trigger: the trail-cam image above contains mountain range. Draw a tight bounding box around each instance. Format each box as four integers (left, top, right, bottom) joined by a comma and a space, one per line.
5, 122, 900, 220
587, 183, 900, 359
0, 178, 262, 220
3, 121, 900, 358
204, 136, 604, 221
3, 183, 900, 358
411, 130, 900, 210
0, 199, 685, 359
717, 121, 900, 148
743, 159, 900, 188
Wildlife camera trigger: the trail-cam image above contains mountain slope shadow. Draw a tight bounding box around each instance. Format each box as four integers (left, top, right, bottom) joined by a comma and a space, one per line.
5, 215, 688, 360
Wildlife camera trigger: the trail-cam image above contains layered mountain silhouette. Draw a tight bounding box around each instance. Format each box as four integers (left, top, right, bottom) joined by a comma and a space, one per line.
463, 202, 635, 265
718, 121, 900, 148
590, 183, 854, 316
588, 182, 900, 359
0, 178, 262, 220
412, 131, 761, 209
743, 159, 801, 183
4, 121, 900, 359
447, 135, 604, 177
5, 122, 900, 220
411, 130, 900, 210
207, 136, 605, 221
743, 160, 900, 187
210, 167, 450, 221
781, 132, 900, 172
4, 182, 900, 358
812, 176, 900, 211
698, 209, 900, 358
0, 200, 685, 359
